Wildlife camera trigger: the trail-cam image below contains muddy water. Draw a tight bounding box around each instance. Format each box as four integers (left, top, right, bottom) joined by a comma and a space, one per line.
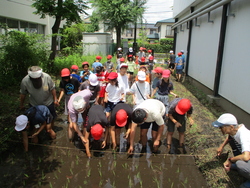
0, 115, 207, 188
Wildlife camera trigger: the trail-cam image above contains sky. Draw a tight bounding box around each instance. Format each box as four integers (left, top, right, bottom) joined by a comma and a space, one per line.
85, 0, 174, 24
143, 0, 174, 24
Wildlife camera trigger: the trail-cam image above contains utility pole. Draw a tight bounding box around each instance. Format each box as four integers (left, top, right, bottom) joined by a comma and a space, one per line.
133, 0, 138, 53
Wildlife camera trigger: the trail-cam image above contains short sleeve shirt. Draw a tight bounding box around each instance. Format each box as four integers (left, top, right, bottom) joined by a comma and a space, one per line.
135, 99, 166, 126
156, 80, 173, 95
20, 73, 55, 106
105, 84, 124, 103
104, 62, 114, 72
71, 74, 82, 83
59, 77, 80, 95
86, 105, 108, 132
79, 81, 100, 101
110, 103, 133, 127
168, 98, 193, 115
68, 90, 92, 122
130, 81, 150, 105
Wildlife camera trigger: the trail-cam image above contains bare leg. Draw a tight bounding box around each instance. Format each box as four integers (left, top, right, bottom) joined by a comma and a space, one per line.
179, 132, 185, 146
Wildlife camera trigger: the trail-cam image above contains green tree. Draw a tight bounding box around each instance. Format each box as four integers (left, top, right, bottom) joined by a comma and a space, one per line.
32, 0, 89, 64
91, 0, 146, 48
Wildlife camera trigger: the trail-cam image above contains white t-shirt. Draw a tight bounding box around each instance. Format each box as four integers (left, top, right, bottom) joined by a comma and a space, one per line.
105, 83, 124, 103
130, 81, 150, 105
233, 124, 250, 153
118, 73, 129, 92
135, 99, 165, 126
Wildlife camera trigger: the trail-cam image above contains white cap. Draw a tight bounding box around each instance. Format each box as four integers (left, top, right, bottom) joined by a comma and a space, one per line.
15, 115, 28, 131
73, 96, 86, 113
89, 74, 99, 86
212, 113, 238, 128
181, 50, 184, 53
120, 63, 128, 69
129, 47, 133, 52
137, 71, 146, 81
28, 69, 42, 78
118, 47, 122, 51
169, 50, 173, 53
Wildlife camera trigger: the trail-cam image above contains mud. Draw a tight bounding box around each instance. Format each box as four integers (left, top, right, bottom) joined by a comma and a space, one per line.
0, 113, 209, 188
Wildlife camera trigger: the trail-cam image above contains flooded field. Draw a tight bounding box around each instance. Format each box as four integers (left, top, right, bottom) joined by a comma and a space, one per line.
0, 115, 208, 188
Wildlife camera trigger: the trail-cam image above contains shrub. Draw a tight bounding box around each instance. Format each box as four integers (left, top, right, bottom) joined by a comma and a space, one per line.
0, 31, 50, 87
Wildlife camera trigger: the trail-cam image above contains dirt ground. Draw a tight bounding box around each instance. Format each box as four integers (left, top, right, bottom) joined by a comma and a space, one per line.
0, 67, 245, 188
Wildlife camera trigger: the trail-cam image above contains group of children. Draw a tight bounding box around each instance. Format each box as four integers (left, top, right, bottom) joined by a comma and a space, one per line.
15, 51, 193, 157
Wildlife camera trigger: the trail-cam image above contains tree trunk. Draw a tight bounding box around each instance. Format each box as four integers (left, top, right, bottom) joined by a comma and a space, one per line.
116, 26, 122, 49
49, 0, 62, 66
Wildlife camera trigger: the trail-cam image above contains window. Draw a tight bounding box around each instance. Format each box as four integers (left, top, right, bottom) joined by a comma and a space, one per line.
20, 21, 28, 32
150, 29, 156, 34
7, 19, 18, 31
28, 23, 38, 33
126, 29, 133, 37
166, 25, 174, 36
158, 26, 161, 32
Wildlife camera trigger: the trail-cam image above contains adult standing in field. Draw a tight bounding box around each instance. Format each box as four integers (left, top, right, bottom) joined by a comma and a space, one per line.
15, 105, 56, 151
166, 98, 194, 154
175, 52, 185, 82
92, 56, 103, 73
67, 89, 92, 144
128, 99, 166, 154
20, 66, 58, 127
212, 113, 250, 188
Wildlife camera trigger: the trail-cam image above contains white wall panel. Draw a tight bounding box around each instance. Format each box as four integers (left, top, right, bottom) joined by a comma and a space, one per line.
219, 0, 250, 113
175, 22, 189, 55
188, 7, 222, 89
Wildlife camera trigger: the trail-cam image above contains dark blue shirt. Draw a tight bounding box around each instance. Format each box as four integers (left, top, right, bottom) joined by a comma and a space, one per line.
156, 80, 173, 95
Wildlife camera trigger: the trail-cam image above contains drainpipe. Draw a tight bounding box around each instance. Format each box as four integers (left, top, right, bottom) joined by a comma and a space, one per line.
213, 4, 228, 96
185, 7, 194, 76
173, 18, 178, 54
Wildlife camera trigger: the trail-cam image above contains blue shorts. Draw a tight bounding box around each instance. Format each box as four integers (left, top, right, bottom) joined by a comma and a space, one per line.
176, 69, 183, 74
105, 101, 123, 113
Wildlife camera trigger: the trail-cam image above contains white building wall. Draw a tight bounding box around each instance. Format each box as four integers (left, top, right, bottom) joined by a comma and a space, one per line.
175, 22, 189, 57
188, 7, 222, 90
219, 0, 250, 113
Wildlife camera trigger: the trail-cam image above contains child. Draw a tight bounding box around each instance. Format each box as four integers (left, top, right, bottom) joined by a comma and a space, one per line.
80, 62, 93, 82
151, 69, 178, 115
116, 57, 125, 73
130, 71, 150, 109
104, 55, 114, 73
151, 67, 163, 91
92, 56, 102, 73
118, 63, 129, 102
71, 65, 82, 83
96, 66, 109, 106
104, 72, 124, 119
79, 73, 100, 106
135, 66, 150, 83
126, 55, 137, 86
58, 68, 80, 122
175, 52, 185, 82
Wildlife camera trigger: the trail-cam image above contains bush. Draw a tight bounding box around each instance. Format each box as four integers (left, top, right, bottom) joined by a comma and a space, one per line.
0, 31, 50, 87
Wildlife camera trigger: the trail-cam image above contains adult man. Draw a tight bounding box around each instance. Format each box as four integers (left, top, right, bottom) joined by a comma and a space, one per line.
20, 66, 58, 126
104, 55, 114, 73
128, 99, 166, 154
168, 50, 176, 74
137, 47, 146, 65
166, 98, 193, 154
110, 103, 133, 150
67, 89, 92, 145
212, 113, 250, 188
15, 105, 56, 151
84, 104, 108, 158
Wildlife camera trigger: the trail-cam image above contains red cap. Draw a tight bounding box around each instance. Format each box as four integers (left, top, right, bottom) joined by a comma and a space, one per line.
162, 69, 171, 78
108, 72, 118, 79
141, 57, 146, 62
152, 67, 163, 74
149, 56, 154, 61
148, 50, 152, 53
82, 62, 89, 66
71, 65, 79, 70
139, 47, 143, 51
120, 57, 125, 62
61, 68, 70, 77
96, 56, 102, 60
107, 55, 112, 59
116, 109, 128, 127
175, 99, 191, 115
91, 124, 103, 140
178, 52, 182, 56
